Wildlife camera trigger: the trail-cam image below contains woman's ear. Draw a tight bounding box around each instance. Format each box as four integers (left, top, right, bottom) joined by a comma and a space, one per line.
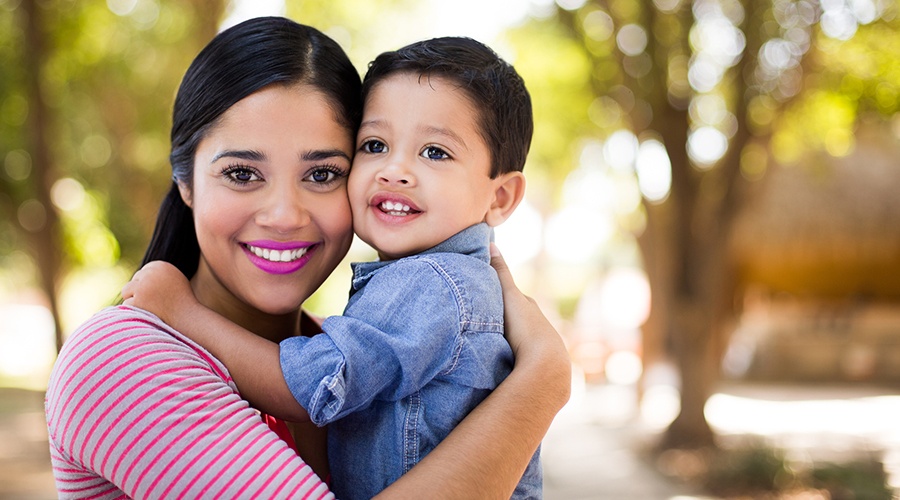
485, 171, 526, 227
176, 180, 193, 209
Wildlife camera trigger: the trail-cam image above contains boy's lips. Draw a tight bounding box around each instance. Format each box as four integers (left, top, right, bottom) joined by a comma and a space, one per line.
370, 192, 422, 217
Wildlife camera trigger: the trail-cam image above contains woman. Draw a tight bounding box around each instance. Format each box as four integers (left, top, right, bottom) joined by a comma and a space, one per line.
44, 17, 569, 499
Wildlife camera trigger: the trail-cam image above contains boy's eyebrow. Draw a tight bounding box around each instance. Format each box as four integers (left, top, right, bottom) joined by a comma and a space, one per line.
422, 126, 469, 151
359, 118, 386, 131
359, 119, 470, 151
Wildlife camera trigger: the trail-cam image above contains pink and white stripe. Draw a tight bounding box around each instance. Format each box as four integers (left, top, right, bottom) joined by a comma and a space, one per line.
45, 306, 334, 499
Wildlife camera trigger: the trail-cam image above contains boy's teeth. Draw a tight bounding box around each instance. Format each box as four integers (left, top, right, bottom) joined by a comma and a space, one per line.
247, 245, 308, 263
380, 201, 411, 214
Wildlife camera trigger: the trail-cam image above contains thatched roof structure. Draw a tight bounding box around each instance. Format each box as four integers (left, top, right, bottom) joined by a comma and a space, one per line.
731, 122, 900, 298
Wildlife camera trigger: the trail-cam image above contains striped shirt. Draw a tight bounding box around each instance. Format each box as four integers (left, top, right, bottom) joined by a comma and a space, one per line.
45, 305, 334, 499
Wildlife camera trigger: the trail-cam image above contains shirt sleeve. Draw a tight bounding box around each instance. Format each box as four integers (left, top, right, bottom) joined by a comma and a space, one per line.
44, 306, 334, 500
281, 259, 461, 425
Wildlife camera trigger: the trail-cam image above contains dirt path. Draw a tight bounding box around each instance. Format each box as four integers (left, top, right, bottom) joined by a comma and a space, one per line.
0, 388, 55, 500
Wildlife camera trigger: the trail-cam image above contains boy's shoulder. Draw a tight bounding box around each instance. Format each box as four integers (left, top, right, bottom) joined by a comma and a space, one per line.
354, 251, 497, 295
392, 250, 495, 281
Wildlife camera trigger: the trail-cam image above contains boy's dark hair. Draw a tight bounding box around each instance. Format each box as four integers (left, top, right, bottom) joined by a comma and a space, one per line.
362, 37, 533, 178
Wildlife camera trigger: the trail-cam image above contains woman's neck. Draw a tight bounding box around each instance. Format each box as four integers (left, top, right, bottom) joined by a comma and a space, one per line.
230, 309, 302, 343
189, 268, 303, 343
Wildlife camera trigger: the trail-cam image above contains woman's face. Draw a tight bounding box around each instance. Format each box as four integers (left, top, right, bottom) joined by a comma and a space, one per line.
182, 85, 354, 325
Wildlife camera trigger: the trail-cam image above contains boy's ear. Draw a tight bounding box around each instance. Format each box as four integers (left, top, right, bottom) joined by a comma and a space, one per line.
485, 171, 525, 227
176, 181, 193, 209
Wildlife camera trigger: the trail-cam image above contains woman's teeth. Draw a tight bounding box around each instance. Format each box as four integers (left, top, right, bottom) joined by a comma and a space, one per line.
380, 200, 411, 215
246, 244, 308, 262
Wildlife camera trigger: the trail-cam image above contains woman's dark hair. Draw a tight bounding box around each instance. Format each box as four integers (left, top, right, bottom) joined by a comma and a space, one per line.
140, 17, 362, 277
361, 37, 532, 178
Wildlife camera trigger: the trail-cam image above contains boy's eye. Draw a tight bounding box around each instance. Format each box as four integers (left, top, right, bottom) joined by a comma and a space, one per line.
421, 146, 449, 161
362, 140, 387, 154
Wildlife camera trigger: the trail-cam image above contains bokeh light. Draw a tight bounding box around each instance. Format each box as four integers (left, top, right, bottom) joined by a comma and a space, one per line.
688, 126, 728, 166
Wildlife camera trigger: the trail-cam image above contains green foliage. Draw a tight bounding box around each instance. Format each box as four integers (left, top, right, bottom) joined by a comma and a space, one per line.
507, 19, 597, 184
704, 442, 792, 495
1, 0, 225, 277
701, 442, 893, 499
811, 459, 894, 500
772, 11, 900, 164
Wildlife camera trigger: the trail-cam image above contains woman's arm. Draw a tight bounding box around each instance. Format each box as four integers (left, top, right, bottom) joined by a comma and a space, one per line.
378, 244, 572, 499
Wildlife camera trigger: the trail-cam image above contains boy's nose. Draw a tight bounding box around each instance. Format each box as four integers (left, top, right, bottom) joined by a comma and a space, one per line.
377, 162, 415, 187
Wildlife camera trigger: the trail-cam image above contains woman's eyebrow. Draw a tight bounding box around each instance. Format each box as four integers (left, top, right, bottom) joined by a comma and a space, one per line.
209, 149, 350, 163
210, 149, 266, 163
302, 149, 351, 162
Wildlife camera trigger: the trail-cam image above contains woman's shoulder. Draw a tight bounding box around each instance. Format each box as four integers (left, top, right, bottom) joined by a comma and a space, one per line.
62, 305, 187, 353
69, 304, 170, 334
52, 305, 231, 386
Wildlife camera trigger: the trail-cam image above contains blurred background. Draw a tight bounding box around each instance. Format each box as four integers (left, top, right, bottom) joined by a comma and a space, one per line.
3, 0, 900, 498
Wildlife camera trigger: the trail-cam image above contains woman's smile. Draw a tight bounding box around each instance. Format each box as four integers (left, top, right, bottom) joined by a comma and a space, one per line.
242, 240, 318, 275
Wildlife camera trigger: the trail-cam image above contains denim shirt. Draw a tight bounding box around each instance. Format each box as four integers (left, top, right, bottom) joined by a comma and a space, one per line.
281, 223, 542, 499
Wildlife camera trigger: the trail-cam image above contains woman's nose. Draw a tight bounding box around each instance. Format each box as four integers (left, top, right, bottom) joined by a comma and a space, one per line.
257, 188, 312, 232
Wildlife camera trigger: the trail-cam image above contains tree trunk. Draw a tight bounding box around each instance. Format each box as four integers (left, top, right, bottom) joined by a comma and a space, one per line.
20, 0, 65, 351
663, 299, 717, 448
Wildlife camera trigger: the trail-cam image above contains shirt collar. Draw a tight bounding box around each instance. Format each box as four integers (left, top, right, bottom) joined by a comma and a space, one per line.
350, 223, 493, 290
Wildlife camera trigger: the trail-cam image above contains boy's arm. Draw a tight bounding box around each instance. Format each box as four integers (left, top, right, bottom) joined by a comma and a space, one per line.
122, 261, 310, 422
170, 304, 311, 422
281, 260, 463, 425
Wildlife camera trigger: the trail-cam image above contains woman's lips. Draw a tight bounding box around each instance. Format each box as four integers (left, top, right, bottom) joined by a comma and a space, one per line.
241, 240, 317, 275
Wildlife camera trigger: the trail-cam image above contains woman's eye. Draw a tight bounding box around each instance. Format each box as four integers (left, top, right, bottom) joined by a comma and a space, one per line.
310, 169, 336, 183
361, 140, 387, 154
421, 146, 449, 160
223, 166, 260, 184
305, 166, 346, 185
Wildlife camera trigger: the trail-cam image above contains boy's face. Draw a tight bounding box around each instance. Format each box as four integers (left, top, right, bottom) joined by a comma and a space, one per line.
348, 72, 498, 261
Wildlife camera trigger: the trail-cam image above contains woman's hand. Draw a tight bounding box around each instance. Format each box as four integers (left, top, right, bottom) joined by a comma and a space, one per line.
490, 243, 571, 394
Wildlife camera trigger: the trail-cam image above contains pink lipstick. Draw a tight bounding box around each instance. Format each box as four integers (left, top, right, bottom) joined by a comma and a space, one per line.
241, 240, 317, 275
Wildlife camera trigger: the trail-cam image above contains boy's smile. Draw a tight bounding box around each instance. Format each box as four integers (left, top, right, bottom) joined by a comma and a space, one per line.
370, 191, 423, 220
348, 72, 500, 261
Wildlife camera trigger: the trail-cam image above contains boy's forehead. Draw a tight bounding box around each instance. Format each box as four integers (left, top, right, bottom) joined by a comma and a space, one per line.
367, 72, 468, 99
365, 72, 484, 126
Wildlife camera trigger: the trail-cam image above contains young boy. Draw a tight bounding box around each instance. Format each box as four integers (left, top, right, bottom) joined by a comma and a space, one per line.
123, 37, 540, 499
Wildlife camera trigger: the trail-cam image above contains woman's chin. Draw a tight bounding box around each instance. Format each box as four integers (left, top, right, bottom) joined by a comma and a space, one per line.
242, 293, 305, 317
258, 302, 304, 317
